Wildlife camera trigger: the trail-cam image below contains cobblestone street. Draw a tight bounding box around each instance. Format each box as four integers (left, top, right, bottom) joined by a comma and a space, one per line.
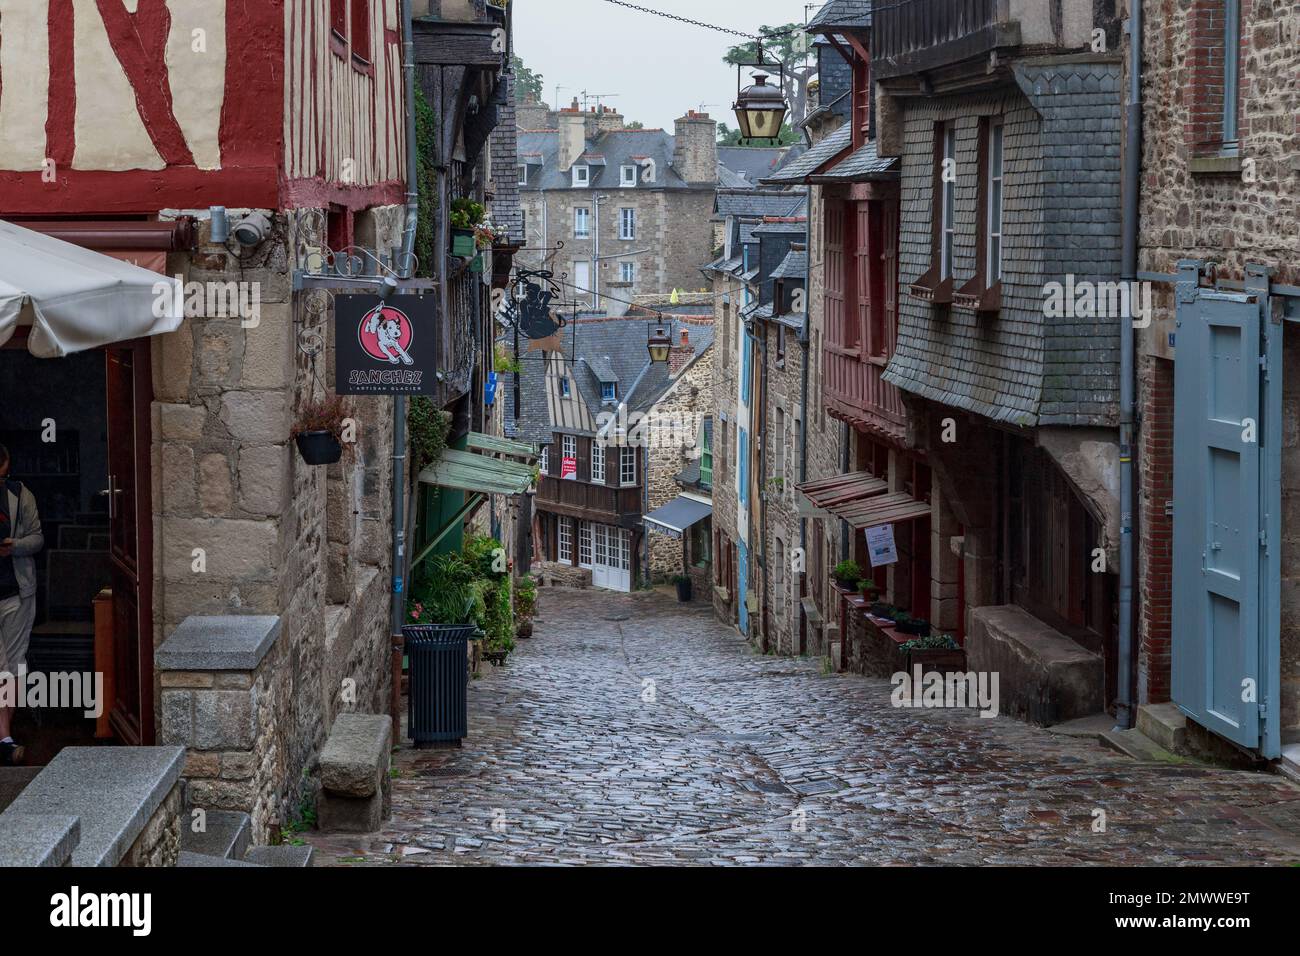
311, 589, 1300, 866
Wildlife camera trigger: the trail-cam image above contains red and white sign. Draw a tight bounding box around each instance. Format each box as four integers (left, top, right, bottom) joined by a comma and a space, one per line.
561, 457, 578, 481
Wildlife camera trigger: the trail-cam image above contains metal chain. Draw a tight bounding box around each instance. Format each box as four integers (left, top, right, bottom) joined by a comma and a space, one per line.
597, 0, 773, 40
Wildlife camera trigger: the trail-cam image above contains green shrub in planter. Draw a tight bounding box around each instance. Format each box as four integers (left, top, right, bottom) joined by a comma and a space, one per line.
833, 559, 862, 589
899, 633, 959, 652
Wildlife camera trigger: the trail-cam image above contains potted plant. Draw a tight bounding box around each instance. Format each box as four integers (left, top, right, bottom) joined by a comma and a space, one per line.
671, 573, 692, 603
892, 611, 932, 637
514, 575, 537, 639
292, 395, 351, 466
858, 578, 879, 600
900, 633, 966, 675
450, 197, 487, 257
833, 559, 862, 591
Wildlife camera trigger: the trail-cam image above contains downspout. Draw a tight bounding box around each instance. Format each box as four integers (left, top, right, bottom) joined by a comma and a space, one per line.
1116, 0, 1143, 731
391, 0, 420, 741
798, 190, 811, 655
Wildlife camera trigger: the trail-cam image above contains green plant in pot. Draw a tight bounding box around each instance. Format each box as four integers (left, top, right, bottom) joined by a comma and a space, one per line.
514, 575, 537, 639
833, 559, 862, 591
292, 394, 351, 466
671, 573, 692, 603
892, 611, 931, 637
858, 577, 878, 599
899, 633, 959, 652
450, 198, 486, 257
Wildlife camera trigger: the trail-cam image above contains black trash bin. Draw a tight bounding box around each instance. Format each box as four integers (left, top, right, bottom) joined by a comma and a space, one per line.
403, 624, 475, 746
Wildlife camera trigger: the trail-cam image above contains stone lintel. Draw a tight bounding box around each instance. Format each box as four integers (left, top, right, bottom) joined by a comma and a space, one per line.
0, 814, 81, 867
157, 616, 281, 672
0, 747, 184, 867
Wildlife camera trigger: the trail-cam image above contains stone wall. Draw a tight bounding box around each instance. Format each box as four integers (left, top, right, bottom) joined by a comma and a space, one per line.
152, 205, 400, 842
1136, 1, 1300, 735
709, 273, 744, 627
518, 185, 717, 298
759, 319, 807, 655
120, 783, 182, 868
646, 340, 714, 581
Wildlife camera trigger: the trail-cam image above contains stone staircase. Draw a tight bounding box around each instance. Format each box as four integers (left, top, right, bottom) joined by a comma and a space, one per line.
178, 809, 314, 867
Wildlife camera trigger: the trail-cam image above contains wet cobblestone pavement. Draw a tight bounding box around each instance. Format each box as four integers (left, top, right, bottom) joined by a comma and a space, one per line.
310, 589, 1300, 866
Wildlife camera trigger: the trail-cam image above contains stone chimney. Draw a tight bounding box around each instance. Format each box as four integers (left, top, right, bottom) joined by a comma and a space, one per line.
516, 95, 552, 131
673, 111, 718, 185
596, 105, 625, 133
669, 327, 694, 377
557, 99, 586, 173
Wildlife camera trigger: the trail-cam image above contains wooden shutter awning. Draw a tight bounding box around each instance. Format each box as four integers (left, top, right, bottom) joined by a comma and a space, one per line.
796, 471, 930, 528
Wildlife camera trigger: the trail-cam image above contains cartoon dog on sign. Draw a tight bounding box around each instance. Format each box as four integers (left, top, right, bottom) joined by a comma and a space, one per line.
362, 305, 415, 365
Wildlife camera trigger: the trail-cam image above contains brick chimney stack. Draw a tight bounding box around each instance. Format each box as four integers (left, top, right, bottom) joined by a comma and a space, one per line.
558, 98, 586, 172
596, 104, 626, 133
669, 327, 693, 377
673, 111, 718, 185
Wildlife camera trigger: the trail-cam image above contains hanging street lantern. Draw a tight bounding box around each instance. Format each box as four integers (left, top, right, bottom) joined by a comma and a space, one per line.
647, 326, 673, 364
733, 41, 789, 146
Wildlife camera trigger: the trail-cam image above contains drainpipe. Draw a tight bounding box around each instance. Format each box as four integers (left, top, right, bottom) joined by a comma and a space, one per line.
1116, 0, 1143, 731
390, 0, 420, 741
798, 193, 811, 654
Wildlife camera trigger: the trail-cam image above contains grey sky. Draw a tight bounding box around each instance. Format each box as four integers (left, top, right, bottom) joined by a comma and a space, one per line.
513, 0, 825, 131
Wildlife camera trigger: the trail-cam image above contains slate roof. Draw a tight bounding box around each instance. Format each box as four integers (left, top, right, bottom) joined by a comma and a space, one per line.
808, 0, 872, 31
881, 60, 1124, 429
517, 127, 693, 191
760, 123, 851, 184
501, 317, 714, 442
770, 246, 808, 280
487, 73, 524, 243
752, 219, 807, 236
718, 146, 798, 185
810, 138, 898, 181
713, 189, 806, 222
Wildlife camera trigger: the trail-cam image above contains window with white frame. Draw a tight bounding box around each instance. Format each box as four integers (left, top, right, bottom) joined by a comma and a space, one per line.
572, 165, 590, 187
578, 521, 593, 567
619, 261, 636, 284
619, 208, 636, 240
986, 119, 1004, 283
939, 122, 957, 280
601, 382, 617, 402
517, 164, 528, 186
621, 165, 637, 187
562, 434, 577, 464
559, 375, 571, 397
539, 445, 548, 475
558, 516, 574, 563
620, 446, 637, 486
574, 207, 590, 238
591, 441, 606, 482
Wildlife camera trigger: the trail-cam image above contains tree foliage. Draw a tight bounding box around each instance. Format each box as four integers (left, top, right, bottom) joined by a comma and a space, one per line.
717, 121, 801, 147
510, 53, 544, 102
723, 23, 818, 126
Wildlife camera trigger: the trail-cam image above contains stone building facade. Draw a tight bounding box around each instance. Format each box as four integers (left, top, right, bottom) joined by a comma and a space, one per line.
1135, 0, 1300, 759
645, 328, 714, 587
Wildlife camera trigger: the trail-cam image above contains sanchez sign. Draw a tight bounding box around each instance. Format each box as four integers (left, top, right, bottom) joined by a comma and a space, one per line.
335, 294, 438, 396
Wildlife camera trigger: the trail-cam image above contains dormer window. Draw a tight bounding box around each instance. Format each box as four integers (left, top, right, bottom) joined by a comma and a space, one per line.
518, 164, 529, 186
621, 165, 637, 187
573, 165, 590, 187
602, 382, 618, 402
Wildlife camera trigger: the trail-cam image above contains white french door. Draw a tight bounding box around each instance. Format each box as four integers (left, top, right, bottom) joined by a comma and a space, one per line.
588, 522, 631, 593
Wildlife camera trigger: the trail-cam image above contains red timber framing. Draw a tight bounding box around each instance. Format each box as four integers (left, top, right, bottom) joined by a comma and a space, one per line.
823, 182, 905, 441
0, 0, 404, 216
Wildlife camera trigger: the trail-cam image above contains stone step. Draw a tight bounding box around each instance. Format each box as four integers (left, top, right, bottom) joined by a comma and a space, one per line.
178, 850, 262, 867
244, 844, 315, 867
180, 809, 251, 861
1137, 702, 1187, 752
1280, 744, 1300, 784
0, 767, 42, 814
1100, 727, 1188, 764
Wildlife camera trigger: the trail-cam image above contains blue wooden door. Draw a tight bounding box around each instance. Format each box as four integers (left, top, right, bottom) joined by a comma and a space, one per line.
1172, 289, 1263, 750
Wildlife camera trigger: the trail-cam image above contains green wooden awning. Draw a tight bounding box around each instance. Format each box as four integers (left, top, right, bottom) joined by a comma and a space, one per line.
418, 447, 536, 497
464, 431, 538, 462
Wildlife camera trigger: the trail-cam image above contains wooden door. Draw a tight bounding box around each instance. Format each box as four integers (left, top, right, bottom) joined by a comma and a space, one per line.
105, 342, 154, 745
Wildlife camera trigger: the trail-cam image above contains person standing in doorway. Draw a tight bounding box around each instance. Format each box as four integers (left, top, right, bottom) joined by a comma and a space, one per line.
0, 443, 43, 765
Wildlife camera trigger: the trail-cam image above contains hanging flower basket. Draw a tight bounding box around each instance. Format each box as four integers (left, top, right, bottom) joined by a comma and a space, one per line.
295, 430, 343, 466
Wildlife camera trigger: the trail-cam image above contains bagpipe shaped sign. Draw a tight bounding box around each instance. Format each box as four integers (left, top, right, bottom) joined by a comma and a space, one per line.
335, 294, 438, 396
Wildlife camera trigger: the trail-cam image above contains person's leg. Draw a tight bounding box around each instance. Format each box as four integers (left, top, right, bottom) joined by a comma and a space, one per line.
0, 595, 20, 743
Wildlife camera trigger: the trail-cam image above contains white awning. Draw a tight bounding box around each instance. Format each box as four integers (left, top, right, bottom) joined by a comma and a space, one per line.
0, 219, 183, 359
